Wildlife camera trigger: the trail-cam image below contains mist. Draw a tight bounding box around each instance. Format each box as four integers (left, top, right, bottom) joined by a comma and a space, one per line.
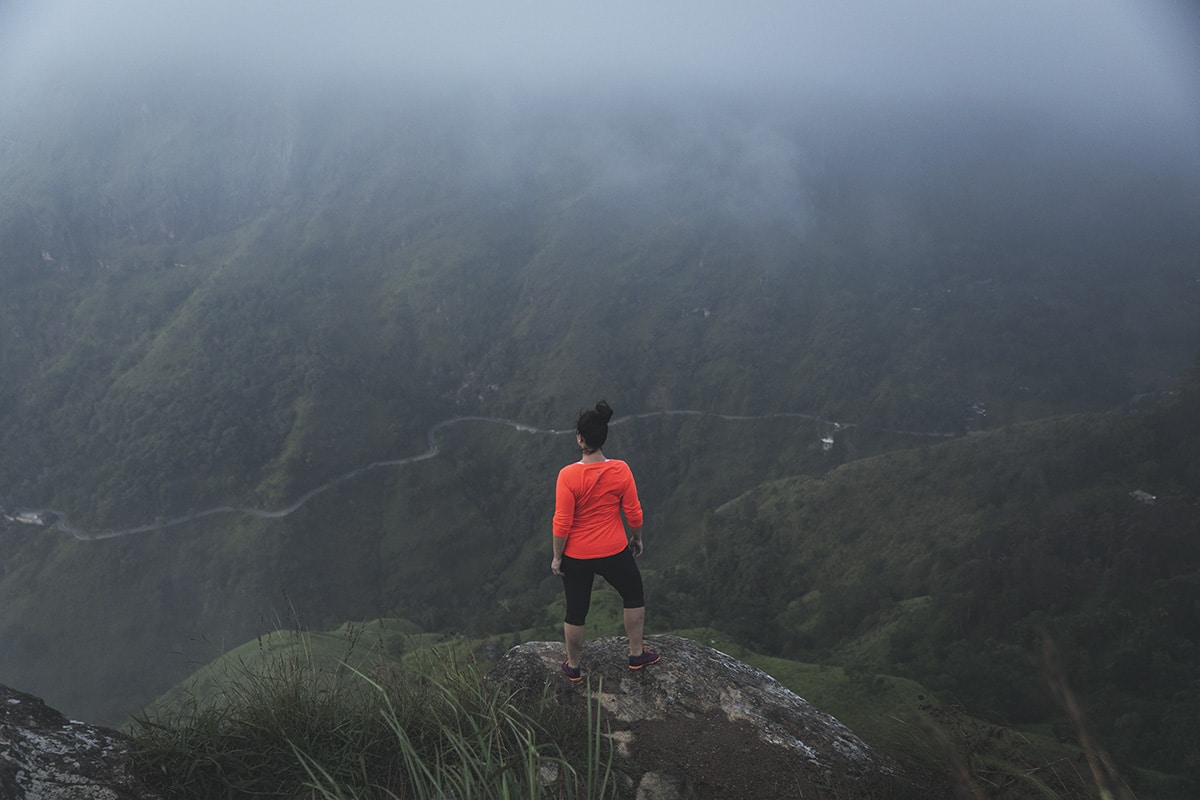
3, 1, 1198, 139
6, 3, 1200, 760
2, 1, 1197, 254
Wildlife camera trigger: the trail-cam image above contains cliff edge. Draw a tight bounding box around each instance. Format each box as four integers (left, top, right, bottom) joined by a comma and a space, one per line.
486, 634, 917, 799
0, 684, 159, 800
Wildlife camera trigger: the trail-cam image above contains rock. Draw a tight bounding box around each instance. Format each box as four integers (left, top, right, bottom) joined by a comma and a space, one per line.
0, 684, 161, 800
485, 635, 910, 799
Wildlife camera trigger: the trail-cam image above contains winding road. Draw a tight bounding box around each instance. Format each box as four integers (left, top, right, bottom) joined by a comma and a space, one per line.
9, 410, 954, 542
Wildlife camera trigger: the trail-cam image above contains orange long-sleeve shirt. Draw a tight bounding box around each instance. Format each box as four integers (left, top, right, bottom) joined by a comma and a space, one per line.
552, 459, 643, 559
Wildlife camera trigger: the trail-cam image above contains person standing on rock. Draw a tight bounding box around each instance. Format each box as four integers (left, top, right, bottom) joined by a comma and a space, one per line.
552, 400, 660, 682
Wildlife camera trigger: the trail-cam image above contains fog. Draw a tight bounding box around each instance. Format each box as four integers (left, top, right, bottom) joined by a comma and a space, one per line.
3, 0, 1199, 140
2, 0, 1198, 238
4, 2, 1200, 742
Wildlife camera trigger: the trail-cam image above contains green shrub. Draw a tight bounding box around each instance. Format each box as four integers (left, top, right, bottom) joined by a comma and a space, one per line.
129, 634, 616, 799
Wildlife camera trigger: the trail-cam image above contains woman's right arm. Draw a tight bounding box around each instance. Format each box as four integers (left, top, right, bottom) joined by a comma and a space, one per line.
551, 470, 574, 574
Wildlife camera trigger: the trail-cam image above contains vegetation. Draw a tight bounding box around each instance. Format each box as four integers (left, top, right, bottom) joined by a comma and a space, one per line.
131, 626, 618, 799
133, 622, 1160, 799
1, 69, 1198, 797
656, 370, 1200, 793
2, 78, 1197, 530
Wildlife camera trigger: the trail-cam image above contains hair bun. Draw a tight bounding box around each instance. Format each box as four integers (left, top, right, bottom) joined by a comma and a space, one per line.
595, 400, 614, 423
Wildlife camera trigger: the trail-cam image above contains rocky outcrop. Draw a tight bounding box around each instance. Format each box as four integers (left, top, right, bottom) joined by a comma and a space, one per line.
0, 684, 160, 800
486, 635, 911, 799
1, 637, 911, 799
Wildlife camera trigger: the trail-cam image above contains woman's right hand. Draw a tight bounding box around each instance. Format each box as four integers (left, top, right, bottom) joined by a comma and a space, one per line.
630, 538, 643, 558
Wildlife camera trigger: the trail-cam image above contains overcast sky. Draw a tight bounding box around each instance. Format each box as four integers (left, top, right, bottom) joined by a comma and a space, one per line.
3, 1, 1198, 125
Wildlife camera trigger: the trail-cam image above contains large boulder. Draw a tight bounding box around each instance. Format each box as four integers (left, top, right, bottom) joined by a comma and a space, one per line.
0, 684, 160, 800
486, 635, 914, 799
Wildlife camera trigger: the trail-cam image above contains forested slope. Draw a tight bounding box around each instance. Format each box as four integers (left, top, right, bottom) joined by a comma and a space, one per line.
661, 364, 1200, 781
2, 76, 1198, 529
0, 70, 1198, 792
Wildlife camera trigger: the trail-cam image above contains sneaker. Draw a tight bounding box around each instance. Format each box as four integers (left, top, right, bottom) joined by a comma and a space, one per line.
628, 647, 660, 670
561, 661, 582, 683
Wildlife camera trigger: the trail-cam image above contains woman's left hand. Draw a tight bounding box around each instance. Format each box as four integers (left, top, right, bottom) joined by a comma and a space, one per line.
551, 557, 564, 575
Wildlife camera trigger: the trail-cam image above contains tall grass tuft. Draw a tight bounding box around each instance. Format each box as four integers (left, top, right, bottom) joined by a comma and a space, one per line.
129, 631, 617, 799
1040, 637, 1138, 800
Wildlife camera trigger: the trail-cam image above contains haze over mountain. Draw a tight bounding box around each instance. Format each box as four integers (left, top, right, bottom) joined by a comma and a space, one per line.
1, 1, 1200, 794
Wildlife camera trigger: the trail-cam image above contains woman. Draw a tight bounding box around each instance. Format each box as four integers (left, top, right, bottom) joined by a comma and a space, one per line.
551, 400, 659, 682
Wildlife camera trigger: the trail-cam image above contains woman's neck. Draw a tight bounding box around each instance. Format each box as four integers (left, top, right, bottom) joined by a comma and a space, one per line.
580, 449, 607, 464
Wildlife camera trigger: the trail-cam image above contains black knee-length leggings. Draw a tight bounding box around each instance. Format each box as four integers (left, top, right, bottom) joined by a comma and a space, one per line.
560, 547, 645, 626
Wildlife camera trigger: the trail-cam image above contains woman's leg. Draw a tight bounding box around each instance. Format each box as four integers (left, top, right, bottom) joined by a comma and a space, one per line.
595, 549, 647, 656
564, 622, 586, 668
560, 556, 594, 668
623, 607, 645, 657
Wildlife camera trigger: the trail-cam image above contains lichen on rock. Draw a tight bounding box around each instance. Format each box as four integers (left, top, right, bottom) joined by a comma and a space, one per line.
0, 684, 160, 800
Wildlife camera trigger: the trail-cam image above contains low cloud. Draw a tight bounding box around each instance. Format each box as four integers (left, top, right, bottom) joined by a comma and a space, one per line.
1, 0, 1197, 232
3, 0, 1198, 134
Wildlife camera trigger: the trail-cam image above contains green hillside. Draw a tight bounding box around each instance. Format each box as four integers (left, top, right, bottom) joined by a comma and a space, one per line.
0, 70, 1198, 796
138, 619, 1179, 799
2, 78, 1197, 529
659, 367, 1200, 784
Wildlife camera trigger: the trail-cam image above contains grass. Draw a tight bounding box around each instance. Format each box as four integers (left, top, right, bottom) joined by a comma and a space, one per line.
130, 619, 1170, 799
129, 626, 618, 799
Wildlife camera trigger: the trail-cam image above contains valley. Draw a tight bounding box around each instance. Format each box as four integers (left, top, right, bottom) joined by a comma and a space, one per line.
1, 8, 1198, 791
4, 408, 960, 541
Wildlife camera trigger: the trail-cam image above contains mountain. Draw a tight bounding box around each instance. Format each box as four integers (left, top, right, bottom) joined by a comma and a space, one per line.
661, 365, 1200, 783
2, 77, 1197, 530
0, 70, 1198, 794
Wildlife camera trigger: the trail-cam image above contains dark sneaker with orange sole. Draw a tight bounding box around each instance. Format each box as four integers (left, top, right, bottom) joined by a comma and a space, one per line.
561, 661, 582, 683
629, 647, 660, 670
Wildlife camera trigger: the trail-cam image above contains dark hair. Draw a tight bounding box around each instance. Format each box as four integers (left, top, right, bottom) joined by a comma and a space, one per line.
576, 400, 614, 453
